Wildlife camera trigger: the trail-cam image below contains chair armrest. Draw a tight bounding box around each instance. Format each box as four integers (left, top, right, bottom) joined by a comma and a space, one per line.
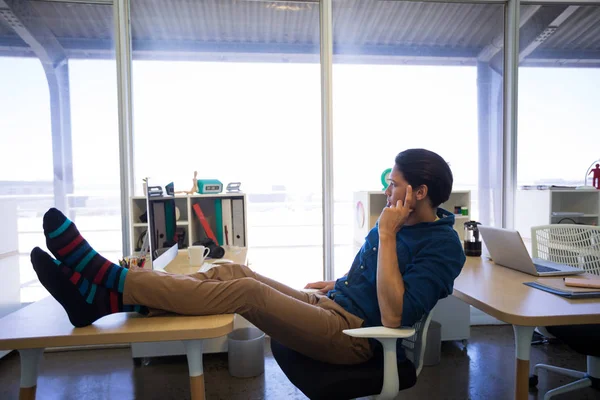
343, 326, 415, 400
343, 326, 416, 339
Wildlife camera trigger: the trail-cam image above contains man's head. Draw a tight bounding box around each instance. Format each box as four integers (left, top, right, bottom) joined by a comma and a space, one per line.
384, 148, 453, 211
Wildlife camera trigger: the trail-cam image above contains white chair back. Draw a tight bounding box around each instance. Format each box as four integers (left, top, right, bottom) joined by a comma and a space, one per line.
531, 224, 600, 275
401, 312, 433, 376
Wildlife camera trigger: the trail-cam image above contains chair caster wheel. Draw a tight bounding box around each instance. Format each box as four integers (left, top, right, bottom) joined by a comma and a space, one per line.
529, 374, 538, 388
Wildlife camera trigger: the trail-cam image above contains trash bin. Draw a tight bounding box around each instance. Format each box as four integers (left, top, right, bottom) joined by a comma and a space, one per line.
227, 327, 266, 378
423, 320, 442, 366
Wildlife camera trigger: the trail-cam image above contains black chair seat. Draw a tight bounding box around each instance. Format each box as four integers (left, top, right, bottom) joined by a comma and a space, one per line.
546, 324, 600, 357
271, 339, 417, 400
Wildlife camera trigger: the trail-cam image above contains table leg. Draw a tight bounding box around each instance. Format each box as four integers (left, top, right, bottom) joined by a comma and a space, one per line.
18, 348, 44, 400
513, 325, 534, 400
183, 340, 205, 400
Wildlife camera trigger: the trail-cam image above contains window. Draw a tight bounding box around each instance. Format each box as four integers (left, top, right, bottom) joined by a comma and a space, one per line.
516, 5, 600, 237
130, 0, 322, 288
0, 1, 121, 304
331, 0, 505, 277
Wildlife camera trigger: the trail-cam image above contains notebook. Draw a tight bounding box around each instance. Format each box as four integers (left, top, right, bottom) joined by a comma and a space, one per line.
524, 277, 600, 299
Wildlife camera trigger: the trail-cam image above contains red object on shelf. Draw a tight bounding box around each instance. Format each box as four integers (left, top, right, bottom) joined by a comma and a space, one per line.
192, 203, 219, 244
589, 164, 600, 189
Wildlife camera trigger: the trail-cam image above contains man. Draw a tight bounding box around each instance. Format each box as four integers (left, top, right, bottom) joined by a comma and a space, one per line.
31, 148, 465, 365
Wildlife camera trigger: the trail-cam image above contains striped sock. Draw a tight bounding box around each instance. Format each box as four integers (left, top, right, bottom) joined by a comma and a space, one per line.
43, 208, 128, 293
31, 247, 147, 328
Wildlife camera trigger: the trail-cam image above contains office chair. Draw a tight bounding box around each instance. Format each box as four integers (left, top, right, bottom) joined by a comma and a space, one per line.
531, 224, 600, 344
528, 226, 600, 398
529, 324, 600, 399
271, 312, 433, 400
530, 225, 600, 343
531, 224, 600, 276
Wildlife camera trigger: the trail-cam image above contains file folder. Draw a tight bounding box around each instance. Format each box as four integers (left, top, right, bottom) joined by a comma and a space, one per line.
221, 198, 233, 246
214, 199, 224, 246
231, 198, 245, 246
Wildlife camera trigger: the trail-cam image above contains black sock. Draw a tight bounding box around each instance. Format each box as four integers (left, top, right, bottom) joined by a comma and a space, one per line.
30, 247, 147, 328
42, 208, 128, 293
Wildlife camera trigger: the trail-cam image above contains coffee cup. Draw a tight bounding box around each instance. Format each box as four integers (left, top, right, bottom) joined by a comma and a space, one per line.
188, 245, 210, 266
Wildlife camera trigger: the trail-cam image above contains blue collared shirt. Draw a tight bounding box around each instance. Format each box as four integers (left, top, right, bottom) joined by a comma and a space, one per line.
329, 208, 466, 359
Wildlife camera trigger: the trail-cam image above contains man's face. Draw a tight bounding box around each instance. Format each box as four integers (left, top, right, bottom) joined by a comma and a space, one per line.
383, 166, 410, 208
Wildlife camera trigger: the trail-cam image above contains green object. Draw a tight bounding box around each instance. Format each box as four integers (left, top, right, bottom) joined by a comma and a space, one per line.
214, 198, 224, 246
380, 168, 392, 190
197, 179, 223, 194
461, 207, 469, 216
164, 200, 175, 242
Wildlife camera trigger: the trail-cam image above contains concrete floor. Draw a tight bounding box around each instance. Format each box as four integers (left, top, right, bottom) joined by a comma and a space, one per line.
0, 325, 597, 400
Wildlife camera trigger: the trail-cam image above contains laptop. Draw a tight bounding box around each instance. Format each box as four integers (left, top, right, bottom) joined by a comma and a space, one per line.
478, 226, 585, 277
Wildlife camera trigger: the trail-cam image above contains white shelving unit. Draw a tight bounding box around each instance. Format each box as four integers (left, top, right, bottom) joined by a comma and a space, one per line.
130, 193, 248, 254
352, 190, 471, 342
515, 189, 600, 240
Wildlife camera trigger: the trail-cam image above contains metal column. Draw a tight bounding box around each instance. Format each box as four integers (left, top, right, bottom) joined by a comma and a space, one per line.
114, 0, 134, 256
320, 0, 334, 280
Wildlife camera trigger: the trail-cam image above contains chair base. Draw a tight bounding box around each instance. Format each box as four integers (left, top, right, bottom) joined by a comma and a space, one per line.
531, 356, 600, 400
270, 340, 417, 400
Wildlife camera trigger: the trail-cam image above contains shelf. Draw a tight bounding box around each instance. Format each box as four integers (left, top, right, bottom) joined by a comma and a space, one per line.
189, 192, 244, 198
551, 214, 598, 218
134, 221, 189, 227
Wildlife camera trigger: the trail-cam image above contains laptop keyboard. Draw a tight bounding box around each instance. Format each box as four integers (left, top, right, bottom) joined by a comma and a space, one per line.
533, 264, 560, 273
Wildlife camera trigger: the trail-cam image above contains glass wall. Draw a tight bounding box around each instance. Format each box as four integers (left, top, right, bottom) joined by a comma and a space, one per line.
0, 1, 120, 305
515, 5, 600, 239
3, 0, 596, 295
130, 0, 322, 288
331, 0, 505, 277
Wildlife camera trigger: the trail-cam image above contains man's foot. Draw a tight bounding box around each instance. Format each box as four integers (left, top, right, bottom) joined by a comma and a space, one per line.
30, 247, 147, 327
43, 208, 128, 293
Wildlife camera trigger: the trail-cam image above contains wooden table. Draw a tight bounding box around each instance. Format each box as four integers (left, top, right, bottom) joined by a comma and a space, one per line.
0, 247, 248, 400
453, 257, 600, 400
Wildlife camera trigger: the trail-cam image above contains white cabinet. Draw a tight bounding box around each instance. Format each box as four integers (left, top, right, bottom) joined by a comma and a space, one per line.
352, 190, 471, 341
130, 193, 248, 254
515, 189, 600, 240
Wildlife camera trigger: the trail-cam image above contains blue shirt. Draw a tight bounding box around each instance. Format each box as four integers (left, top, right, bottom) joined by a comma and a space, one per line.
329, 208, 466, 358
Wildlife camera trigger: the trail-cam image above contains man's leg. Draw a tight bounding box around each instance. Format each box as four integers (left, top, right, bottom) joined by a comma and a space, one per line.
42, 206, 315, 305
191, 264, 315, 304
124, 269, 371, 365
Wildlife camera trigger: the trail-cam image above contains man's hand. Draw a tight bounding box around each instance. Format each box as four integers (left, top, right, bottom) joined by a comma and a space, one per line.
304, 280, 335, 294
378, 185, 414, 239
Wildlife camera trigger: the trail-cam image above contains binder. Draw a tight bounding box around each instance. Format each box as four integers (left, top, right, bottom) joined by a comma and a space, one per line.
231, 198, 245, 246
214, 199, 224, 246
221, 198, 233, 246
192, 203, 218, 244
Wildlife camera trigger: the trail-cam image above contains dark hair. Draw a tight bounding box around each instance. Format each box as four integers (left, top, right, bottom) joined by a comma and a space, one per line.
394, 148, 453, 208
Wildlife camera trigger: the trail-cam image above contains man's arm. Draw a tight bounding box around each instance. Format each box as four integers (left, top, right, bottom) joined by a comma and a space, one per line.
377, 234, 405, 327
400, 241, 466, 327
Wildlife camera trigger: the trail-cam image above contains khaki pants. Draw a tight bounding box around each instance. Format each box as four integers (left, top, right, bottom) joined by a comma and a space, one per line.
123, 264, 373, 365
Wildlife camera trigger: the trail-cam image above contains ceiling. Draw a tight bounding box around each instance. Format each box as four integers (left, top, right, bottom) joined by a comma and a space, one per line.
0, 0, 598, 67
